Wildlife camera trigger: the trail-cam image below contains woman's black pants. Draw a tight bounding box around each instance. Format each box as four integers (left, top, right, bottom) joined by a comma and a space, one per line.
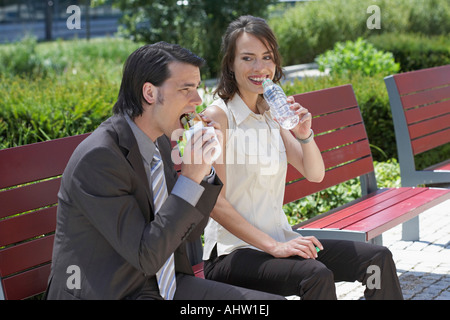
204, 239, 403, 300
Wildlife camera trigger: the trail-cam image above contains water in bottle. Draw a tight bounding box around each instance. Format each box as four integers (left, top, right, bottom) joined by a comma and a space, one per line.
262, 79, 299, 130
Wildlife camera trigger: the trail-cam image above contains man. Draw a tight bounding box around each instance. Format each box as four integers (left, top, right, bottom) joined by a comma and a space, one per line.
46, 42, 283, 300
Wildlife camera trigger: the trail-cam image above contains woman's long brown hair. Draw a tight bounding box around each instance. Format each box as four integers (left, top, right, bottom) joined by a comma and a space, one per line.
214, 15, 285, 103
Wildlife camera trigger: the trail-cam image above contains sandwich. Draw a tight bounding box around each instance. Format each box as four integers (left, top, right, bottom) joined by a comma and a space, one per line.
177, 113, 206, 157
180, 112, 206, 130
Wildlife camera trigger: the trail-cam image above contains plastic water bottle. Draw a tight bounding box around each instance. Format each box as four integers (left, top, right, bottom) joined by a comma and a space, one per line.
262, 79, 299, 130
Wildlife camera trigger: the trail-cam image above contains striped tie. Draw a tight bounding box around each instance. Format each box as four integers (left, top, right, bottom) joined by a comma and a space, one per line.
151, 147, 176, 300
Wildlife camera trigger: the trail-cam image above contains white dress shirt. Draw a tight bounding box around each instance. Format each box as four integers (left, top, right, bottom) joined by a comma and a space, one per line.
203, 94, 299, 260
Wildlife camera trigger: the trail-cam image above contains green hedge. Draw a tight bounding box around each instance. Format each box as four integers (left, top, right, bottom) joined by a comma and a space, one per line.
2, 37, 447, 165
269, 0, 450, 66
0, 74, 117, 149
0, 37, 142, 149
367, 33, 450, 72
0, 36, 141, 80
0, 37, 444, 223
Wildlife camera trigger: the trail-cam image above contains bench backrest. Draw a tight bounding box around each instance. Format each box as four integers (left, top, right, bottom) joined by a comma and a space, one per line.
284, 84, 377, 204
0, 133, 90, 300
385, 65, 450, 157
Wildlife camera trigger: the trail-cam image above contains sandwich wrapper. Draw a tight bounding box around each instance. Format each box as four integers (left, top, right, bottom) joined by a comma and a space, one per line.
177, 121, 222, 162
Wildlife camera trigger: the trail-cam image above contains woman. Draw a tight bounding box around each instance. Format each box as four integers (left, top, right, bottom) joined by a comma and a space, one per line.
202, 15, 403, 300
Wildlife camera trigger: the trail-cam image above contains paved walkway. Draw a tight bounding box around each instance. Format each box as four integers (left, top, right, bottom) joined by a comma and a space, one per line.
335, 199, 450, 300
281, 63, 329, 83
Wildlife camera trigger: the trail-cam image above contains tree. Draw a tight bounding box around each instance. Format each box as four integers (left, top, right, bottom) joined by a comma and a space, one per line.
92, 0, 276, 78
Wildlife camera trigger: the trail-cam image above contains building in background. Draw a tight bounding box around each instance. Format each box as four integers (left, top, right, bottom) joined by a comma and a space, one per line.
0, 0, 312, 44
0, 0, 121, 43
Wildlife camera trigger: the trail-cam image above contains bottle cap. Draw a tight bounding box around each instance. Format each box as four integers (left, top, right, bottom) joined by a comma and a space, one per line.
262, 78, 272, 87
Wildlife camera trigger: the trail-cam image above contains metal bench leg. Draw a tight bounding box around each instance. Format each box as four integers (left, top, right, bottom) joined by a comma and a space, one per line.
369, 234, 383, 246
402, 216, 419, 241
0, 280, 5, 300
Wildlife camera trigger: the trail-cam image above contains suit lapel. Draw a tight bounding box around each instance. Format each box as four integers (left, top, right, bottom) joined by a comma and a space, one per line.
111, 115, 154, 222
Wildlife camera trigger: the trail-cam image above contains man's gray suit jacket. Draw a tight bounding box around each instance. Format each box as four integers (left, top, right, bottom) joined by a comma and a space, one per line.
46, 114, 222, 299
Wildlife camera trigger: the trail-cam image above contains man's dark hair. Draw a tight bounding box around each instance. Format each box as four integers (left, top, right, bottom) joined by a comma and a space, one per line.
113, 42, 205, 118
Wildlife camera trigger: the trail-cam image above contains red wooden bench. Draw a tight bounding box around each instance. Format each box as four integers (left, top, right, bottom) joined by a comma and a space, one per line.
289, 84, 449, 241
1, 85, 449, 298
384, 65, 450, 241
0, 133, 90, 300
384, 65, 450, 187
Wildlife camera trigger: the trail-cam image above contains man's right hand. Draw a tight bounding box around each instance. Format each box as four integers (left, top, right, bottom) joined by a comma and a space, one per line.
180, 115, 222, 183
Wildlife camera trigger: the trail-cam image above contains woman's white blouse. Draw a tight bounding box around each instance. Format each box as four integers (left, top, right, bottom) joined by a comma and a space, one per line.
203, 94, 299, 260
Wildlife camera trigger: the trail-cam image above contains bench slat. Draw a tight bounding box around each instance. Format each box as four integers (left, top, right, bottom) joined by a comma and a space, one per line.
322, 140, 371, 170
394, 64, 450, 94
314, 123, 368, 153
0, 133, 89, 189
0, 178, 61, 219
431, 161, 450, 171
300, 188, 407, 228
284, 156, 373, 204
0, 235, 54, 278
312, 107, 363, 135
1, 264, 51, 300
192, 263, 205, 279
400, 85, 450, 109
346, 188, 450, 239
411, 127, 450, 155
325, 188, 426, 229
0, 207, 57, 247
293, 84, 358, 115
286, 140, 372, 184
408, 113, 450, 139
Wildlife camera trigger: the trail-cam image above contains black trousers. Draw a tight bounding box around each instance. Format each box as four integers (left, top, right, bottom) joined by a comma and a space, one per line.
134, 274, 285, 300
204, 239, 403, 300
173, 274, 285, 300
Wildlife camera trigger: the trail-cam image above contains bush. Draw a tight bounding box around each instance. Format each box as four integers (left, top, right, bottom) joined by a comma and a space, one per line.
0, 36, 50, 78
0, 36, 141, 79
368, 33, 450, 72
270, 0, 367, 65
315, 37, 400, 77
373, 158, 401, 188
284, 177, 361, 224
0, 74, 117, 149
270, 0, 450, 66
406, 0, 450, 36
0, 38, 140, 149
